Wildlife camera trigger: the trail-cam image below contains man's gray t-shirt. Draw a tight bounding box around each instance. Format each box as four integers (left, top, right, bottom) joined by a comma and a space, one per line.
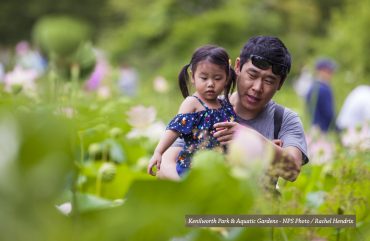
173, 100, 309, 164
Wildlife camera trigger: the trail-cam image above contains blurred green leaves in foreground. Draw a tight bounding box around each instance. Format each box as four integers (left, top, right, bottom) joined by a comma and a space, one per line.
0, 103, 264, 241
0, 85, 369, 241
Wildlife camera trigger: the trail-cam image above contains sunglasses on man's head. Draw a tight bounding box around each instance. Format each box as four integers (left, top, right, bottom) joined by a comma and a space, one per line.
249, 54, 288, 76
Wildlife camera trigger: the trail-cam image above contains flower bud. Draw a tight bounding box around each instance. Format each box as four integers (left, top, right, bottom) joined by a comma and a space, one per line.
88, 143, 102, 159
99, 162, 116, 182
109, 127, 123, 138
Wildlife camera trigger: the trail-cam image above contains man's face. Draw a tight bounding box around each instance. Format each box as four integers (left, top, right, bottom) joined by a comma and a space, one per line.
235, 58, 282, 116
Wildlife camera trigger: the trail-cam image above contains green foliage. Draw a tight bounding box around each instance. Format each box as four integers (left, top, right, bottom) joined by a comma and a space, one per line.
100, 0, 336, 81
33, 15, 92, 57
31, 15, 96, 80
1, 76, 369, 241
1, 1, 370, 240
0, 0, 110, 45
308, 0, 370, 111
0, 108, 74, 241
315, 0, 370, 79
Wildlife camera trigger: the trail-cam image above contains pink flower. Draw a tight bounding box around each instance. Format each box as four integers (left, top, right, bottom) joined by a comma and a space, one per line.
97, 86, 111, 100
153, 76, 169, 93
227, 127, 274, 178
4, 66, 38, 95
15, 41, 30, 55
308, 137, 334, 165
85, 50, 109, 91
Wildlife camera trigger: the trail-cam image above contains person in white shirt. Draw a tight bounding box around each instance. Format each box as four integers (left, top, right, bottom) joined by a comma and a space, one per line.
336, 85, 370, 130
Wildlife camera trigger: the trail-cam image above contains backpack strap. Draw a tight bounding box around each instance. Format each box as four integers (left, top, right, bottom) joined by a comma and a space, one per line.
274, 104, 285, 139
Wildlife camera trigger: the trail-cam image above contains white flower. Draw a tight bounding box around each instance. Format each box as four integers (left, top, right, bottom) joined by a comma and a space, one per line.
4, 66, 38, 95
153, 76, 169, 93
341, 122, 370, 151
97, 85, 111, 100
56, 202, 72, 216
227, 128, 274, 178
126, 105, 156, 129
145, 121, 166, 141
126, 121, 166, 142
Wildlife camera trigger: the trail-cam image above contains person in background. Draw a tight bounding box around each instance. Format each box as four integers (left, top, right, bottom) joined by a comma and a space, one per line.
15, 40, 47, 76
305, 58, 337, 133
118, 63, 139, 97
0, 62, 4, 83
293, 65, 313, 98
336, 85, 370, 130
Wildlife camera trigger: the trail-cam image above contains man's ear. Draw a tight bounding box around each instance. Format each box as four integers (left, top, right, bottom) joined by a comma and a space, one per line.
235, 57, 241, 74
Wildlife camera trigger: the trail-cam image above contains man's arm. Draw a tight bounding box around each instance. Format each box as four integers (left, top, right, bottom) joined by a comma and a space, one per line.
213, 122, 303, 181
271, 145, 302, 182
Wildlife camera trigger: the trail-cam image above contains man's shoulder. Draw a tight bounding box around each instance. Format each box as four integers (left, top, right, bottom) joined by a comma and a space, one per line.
271, 101, 300, 121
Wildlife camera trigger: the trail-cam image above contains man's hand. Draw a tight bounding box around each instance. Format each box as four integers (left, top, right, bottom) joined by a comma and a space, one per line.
213, 121, 242, 145
147, 152, 162, 176
272, 139, 283, 147
272, 146, 302, 182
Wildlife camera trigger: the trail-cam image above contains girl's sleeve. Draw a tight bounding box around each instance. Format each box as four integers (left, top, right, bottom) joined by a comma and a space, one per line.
166, 113, 199, 137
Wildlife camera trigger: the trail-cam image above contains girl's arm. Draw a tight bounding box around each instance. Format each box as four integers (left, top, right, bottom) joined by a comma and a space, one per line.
147, 97, 199, 176
147, 130, 179, 176
177, 96, 199, 114
157, 146, 182, 180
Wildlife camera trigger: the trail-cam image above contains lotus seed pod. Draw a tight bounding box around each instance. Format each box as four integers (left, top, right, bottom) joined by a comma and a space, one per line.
88, 143, 102, 159
99, 162, 116, 182
109, 127, 123, 138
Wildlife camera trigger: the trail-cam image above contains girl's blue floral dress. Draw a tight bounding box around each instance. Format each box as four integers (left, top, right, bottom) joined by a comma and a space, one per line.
167, 96, 236, 175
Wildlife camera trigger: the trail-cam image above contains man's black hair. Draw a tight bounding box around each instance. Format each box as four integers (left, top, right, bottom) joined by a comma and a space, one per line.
239, 36, 291, 86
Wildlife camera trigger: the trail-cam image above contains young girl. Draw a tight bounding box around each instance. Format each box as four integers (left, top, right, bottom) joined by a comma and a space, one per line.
147, 45, 236, 176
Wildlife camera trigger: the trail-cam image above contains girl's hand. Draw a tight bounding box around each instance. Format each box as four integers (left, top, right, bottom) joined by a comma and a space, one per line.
213, 121, 242, 145
147, 152, 162, 176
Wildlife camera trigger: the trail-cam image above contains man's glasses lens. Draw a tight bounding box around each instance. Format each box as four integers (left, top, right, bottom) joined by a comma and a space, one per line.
250, 55, 287, 76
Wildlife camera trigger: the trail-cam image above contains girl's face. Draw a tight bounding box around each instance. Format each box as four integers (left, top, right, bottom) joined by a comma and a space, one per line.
191, 60, 228, 101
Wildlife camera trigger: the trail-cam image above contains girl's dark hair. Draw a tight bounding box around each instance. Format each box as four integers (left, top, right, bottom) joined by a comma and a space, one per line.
178, 45, 236, 102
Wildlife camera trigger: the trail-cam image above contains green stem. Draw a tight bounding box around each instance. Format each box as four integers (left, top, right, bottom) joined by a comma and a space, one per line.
96, 170, 102, 196
70, 63, 80, 106
78, 131, 84, 165
336, 228, 341, 241
280, 228, 289, 241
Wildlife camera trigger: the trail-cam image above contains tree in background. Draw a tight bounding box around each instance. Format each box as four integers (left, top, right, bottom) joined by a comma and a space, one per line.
0, 0, 110, 45
99, 0, 346, 83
